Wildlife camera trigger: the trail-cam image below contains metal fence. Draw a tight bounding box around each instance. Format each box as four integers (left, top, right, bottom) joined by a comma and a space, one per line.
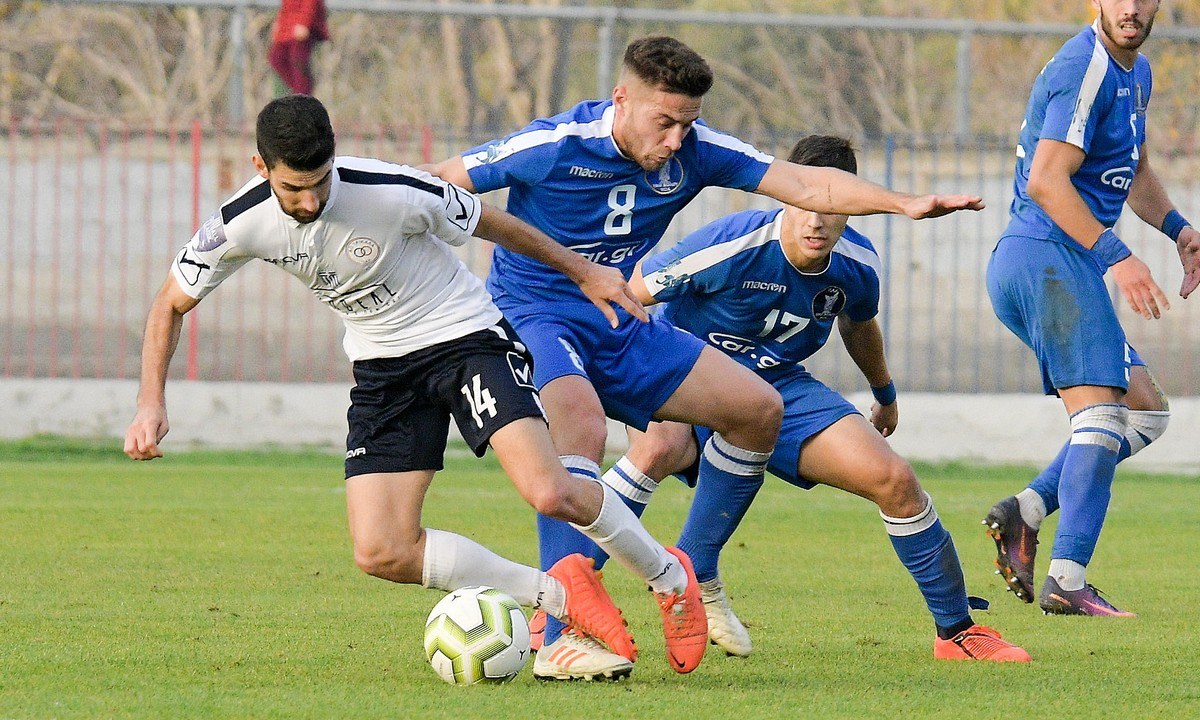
4, 118, 1198, 396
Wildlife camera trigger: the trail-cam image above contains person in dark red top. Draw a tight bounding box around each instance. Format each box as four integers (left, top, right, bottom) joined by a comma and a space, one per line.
268, 0, 330, 95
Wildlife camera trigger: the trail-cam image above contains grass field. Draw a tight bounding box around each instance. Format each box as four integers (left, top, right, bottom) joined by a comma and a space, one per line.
1, 436, 1197, 719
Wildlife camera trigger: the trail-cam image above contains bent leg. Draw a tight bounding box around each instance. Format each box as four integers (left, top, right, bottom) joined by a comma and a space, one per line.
1026, 364, 1169, 520
490, 417, 682, 592
798, 415, 971, 636
507, 370, 611, 646
345, 470, 563, 612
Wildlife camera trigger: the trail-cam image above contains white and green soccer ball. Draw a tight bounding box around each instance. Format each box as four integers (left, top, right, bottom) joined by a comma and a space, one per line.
423, 586, 530, 685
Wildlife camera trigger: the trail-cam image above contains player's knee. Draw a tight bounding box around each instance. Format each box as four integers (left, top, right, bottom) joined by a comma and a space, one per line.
872, 457, 922, 517
353, 537, 422, 583
522, 478, 576, 520
629, 432, 694, 480
549, 406, 609, 459
1126, 409, 1169, 456
728, 385, 783, 440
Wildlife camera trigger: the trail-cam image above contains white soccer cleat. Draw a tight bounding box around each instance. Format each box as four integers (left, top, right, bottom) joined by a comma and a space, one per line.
532, 631, 635, 681
699, 577, 752, 657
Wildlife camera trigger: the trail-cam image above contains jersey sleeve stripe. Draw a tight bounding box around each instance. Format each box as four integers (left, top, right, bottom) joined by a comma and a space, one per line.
1065, 27, 1111, 149
642, 217, 778, 296
337, 167, 444, 197
462, 108, 613, 170
694, 124, 775, 163
832, 237, 881, 277
220, 180, 272, 225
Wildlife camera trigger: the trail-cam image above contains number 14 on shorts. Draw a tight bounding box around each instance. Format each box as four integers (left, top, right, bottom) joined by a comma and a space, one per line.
461, 374, 498, 428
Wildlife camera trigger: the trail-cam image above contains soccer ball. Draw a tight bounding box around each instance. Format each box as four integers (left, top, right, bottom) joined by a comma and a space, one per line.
423, 586, 530, 685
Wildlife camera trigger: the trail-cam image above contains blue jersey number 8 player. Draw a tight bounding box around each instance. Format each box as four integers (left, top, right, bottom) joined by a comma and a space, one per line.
983, 0, 1200, 617
430, 36, 985, 679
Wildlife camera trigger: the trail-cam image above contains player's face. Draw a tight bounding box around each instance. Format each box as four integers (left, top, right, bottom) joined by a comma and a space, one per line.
253, 155, 333, 224
780, 205, 849, 271
1094, 0, 1158, 56
611, 76, 703, 171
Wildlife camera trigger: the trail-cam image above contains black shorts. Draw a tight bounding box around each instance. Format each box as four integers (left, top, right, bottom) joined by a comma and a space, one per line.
344, 322, 545, 478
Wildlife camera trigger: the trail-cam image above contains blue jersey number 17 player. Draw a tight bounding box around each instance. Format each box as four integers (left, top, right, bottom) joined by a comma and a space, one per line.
619, 135, 1030, 663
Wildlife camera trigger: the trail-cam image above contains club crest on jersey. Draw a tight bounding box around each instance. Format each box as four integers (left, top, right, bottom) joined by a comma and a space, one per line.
346, 237, 380, 265
645, 157, 685, 195
812, 286, 846, 320
1135, 83, 1147, 115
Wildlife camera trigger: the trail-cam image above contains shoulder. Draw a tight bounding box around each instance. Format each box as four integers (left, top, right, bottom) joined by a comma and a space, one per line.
1043, 28, 1113, 88
831, 225, 881, 278
467, 101, 612, 162
334, 156, 454, 205
702, 207, 781, 240
677, 208, 782, 262
219, 176, 273, 227
690, 121, 773, 162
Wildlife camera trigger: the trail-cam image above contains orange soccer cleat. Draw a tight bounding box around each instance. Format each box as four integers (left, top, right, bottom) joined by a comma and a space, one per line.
547, 553, 637, 662
934, 624, 1032, 662
654, 547, 708, 674
528, 608, 547, 653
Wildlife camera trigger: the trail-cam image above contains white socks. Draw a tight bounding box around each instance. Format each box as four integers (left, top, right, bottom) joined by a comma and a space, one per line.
421, 528, 566, 618
571, 480, 686, 595
1016, 488, 1047, 530
602, 456, 660, 505
1048, 558, 1087, 592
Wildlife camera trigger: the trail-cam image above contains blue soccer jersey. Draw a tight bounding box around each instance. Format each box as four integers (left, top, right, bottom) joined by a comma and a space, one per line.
463, 100, 773, 308
641, 208, 880, 380
1006, 21, 1151, 245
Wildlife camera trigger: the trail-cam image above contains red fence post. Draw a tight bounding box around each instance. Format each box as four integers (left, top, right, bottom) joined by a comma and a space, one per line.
186, 120, 201, 381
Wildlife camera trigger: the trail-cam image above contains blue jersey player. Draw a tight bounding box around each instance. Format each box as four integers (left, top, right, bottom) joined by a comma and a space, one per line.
430, 36, 985, 679
611, 135, 1029, 663
983, 0, 1200, 617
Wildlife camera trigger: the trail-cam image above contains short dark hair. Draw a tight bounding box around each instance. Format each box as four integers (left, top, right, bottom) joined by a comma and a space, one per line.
786, 135, 857, 175
255, 94, 336, 171
622, 36, 713, 97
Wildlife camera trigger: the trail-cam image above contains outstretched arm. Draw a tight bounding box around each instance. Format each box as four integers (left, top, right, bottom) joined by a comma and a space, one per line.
1125, 148, 1200, 299
473, 204, 647, 327
1027, 138, 1168, 319
838, 316, 897, 437
754, 160, 984, 219
124, 274, 200, 460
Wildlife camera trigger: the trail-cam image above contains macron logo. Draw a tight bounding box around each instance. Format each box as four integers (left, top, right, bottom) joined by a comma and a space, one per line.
743, 280, 787, 292
569, 165, 615, 179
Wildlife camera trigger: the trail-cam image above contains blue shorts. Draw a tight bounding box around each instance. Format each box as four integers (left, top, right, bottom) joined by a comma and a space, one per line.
987, 235, 1142, 395
688, 366, 859, 490
501, 300, 706, 430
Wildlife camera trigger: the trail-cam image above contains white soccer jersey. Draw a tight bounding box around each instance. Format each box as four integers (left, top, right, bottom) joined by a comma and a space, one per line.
171, 156, 501, 361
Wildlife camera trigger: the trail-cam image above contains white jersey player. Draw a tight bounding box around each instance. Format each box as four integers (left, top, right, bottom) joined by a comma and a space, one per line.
123, 94, 709, 679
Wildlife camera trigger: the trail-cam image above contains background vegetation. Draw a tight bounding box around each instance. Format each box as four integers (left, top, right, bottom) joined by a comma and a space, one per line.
4, 1, 1200, 148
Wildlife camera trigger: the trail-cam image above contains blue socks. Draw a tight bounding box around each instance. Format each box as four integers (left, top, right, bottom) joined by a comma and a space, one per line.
538, 455, 604, 648
1051, 404, 1127, 564
882, 495, 972, 634
1027, 407, 1164, 518
675, 433, 770, 583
